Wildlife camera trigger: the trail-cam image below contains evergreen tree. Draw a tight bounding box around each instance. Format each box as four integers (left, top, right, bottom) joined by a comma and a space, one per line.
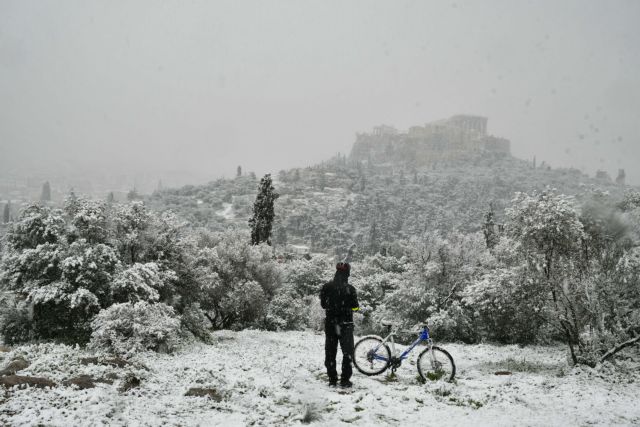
127, 188, 141, 201
107, 192, 115, 203
482, 204, 499, 249
249, 174, 279, 245
3, 201, 10, 223
65, 190, 81, 217
368, 221, 380, 254
237, 165, 242, 177
318, 172, 327, 191
40, 181, 51, 202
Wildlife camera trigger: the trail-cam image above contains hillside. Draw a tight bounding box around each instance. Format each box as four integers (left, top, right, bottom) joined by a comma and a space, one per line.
149, 118, 630, 257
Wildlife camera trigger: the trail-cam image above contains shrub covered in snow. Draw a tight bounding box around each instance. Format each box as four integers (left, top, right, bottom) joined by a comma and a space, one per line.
0, 200, 188, 345
90, 301, 181, 356
264, 284, 308, 331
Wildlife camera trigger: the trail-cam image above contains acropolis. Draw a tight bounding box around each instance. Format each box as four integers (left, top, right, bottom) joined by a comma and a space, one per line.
349, 115, 511, 165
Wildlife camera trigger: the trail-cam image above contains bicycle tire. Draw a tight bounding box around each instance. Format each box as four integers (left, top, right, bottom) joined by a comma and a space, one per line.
417, 346, 455, 382
353, 336, 391, 376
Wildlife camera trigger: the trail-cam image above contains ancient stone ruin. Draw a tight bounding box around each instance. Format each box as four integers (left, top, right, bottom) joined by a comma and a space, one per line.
349, 115, 510, 166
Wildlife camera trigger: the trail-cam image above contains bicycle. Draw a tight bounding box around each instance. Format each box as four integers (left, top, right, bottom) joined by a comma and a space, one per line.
353, 321, 456, 382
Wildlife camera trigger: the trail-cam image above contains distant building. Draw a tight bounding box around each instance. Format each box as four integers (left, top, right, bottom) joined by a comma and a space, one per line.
350, 115, 510, 166
595, 170, 612, 182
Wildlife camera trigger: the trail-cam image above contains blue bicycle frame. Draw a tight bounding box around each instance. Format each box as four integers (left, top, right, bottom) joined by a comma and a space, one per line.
372, 327, 430, 362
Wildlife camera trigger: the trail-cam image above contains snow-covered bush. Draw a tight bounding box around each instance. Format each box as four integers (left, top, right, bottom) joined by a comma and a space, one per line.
464, 266, 547, 343
264, 285, 308, 331
426, 301, 475, 343
180, 303, 212, 342
90, 301, 181, 356
68, 199, 110, 244
0, 201, 187, 346
0, 300, 33, 345
188, 230, 280, 329
111, 262, 176, 304
280, 256, 331, 297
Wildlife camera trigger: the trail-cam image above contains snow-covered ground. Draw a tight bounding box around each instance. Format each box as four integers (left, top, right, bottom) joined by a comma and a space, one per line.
1, 330, 639, 426
216, 203, 234, 220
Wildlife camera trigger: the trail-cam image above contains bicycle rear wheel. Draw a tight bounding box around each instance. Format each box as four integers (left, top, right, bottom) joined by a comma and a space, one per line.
417, 346, 455, 382
353, 336, 391, 376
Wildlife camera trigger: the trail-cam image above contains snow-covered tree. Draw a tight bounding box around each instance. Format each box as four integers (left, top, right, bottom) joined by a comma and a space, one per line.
111, 262, 176, 304
113, 202, 152, 264
506, 190, 587, 362
249, 174, 279, 246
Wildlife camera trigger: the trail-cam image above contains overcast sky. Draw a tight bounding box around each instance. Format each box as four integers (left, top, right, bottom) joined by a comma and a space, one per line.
1, 0, 639, 185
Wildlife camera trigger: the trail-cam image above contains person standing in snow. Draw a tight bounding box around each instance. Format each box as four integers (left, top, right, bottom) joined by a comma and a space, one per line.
320, 262, 359, 388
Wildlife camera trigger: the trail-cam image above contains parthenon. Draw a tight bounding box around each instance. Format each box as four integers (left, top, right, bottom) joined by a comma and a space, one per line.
350, 115, 511, 165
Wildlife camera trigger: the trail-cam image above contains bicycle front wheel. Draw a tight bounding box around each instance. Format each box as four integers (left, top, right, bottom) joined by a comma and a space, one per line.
417, 346, 455, 382
353, 336, 391, 376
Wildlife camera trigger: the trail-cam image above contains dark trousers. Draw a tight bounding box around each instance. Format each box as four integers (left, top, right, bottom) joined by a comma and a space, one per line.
324, 320, 354, 381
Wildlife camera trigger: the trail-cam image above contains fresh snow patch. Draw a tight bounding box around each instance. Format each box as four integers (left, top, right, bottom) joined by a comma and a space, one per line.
1, 331, 639, 426
215, 203, 234, 220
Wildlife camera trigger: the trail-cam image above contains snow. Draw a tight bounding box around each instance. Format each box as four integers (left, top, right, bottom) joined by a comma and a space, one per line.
1, 331, 639, 426
215, 203, 234, 220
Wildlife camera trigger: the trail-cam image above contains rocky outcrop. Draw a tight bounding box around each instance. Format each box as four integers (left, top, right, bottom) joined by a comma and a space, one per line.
0, 357, 30, 376
185, 387, 225, 401
0, 375, 56, 389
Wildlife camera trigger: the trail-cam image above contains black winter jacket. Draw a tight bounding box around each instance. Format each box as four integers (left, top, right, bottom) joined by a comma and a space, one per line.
320, 275, 359, 324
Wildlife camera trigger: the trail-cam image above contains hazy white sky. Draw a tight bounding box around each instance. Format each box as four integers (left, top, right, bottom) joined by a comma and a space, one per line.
1, 0, 639, 184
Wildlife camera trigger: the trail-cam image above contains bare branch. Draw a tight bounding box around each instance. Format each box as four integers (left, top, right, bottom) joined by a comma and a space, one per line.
600, 335, 640, 364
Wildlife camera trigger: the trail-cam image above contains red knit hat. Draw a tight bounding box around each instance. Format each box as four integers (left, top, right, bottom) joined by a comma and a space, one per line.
336, 262, 351, 273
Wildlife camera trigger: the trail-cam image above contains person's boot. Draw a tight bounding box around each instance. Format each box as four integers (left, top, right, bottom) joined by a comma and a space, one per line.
328, 377, 338, 387
339, 379, 352, 388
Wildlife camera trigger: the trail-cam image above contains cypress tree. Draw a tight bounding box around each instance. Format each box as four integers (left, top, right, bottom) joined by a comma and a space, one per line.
483, 204, 499, 249
41, 181, 51, 202
249, 174, 279, 245
3, 201, 10, 223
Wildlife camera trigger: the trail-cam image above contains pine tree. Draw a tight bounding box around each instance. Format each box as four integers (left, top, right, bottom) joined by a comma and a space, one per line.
249, 174, 279, 245
318, 172, 327, 191
107, 192, 115, 203
41, 181, 51, 202
127, 188, 140, 201
3, 201, 10, 223
237, 166, 242, 177
368, 221, 380, 254
482, 204, 499, 249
